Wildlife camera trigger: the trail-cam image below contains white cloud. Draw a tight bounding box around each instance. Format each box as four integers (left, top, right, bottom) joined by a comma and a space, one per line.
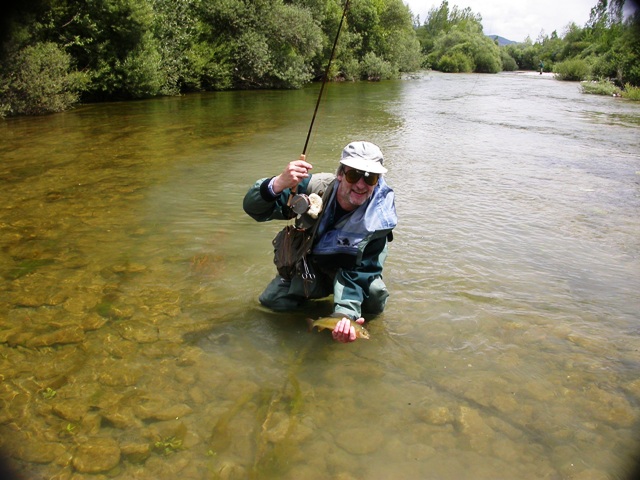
404, 0, 595, 42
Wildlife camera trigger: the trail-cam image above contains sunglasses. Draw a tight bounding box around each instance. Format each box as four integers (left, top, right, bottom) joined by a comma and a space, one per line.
343, 168, 380, 186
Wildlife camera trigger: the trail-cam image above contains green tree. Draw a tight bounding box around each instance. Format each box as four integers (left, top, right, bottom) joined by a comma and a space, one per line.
84, 0, 165, 100
378, 0, 423, 72
152, 0, 202, 94
0, 0, 424, 115
504, 37, 544, 70
416, 1, 482, 57
612, 10, 640, 85
339, 0, 422, 79
0, 42, 88, 116
500, 49, 518, 71
24, 0, 165, 100
199, 0, 324, 89
420, 4, 501, 74
578, 0, 639, 85
417, 0, 639, 85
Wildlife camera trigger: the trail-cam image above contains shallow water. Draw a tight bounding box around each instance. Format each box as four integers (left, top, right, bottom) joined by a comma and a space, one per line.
1, 72, 639, 479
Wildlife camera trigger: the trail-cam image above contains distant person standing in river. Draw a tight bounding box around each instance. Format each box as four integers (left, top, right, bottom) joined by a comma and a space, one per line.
243, 141, 397, 343
539, 61, 544, 75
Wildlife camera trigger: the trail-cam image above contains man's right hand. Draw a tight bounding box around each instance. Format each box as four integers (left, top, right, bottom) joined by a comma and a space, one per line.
332, 317, 365, 343
272, 156, 313, 194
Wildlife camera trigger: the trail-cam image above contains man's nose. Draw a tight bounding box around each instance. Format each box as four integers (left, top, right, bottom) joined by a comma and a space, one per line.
355, 177, 368, 187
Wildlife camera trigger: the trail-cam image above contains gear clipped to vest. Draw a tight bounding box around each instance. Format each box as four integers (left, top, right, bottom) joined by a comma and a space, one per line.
290, 193, 323, 230
272, 192, 323, 290
290, 193, 323, 217
272, 224, 315, 293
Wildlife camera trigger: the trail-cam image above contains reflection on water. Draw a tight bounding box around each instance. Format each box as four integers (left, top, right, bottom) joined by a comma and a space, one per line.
1, 72, 639, 479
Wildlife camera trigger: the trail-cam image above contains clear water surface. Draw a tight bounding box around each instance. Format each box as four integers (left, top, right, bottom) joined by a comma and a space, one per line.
1, 71, 639, 479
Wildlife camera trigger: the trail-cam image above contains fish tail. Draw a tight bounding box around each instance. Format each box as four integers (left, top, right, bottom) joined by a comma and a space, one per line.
305, 318, 314, 332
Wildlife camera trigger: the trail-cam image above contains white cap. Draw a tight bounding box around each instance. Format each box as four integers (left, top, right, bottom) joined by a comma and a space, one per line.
339, 141, 387, 174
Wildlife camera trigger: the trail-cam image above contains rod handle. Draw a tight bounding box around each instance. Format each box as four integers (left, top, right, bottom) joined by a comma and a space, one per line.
292, 154, 307, 195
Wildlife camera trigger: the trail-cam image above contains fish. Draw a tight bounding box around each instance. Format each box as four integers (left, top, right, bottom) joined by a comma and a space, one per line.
305, 316, 370, 340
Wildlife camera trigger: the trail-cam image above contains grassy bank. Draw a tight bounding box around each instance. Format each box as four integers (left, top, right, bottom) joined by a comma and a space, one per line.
580, 79, 640, 101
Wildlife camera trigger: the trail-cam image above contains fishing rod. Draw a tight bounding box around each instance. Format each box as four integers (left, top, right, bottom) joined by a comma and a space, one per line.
287, 0, 350, 210
301, 0, 350, 157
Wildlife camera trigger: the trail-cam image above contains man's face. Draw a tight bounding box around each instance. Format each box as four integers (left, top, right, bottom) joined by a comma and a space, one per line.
335, 167, 378, 212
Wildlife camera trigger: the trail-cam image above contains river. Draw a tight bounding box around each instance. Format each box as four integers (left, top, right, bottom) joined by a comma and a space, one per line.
1, 71, 639, 479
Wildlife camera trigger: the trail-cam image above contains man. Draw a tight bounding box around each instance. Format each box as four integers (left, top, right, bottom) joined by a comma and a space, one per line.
243, 141, 397, 343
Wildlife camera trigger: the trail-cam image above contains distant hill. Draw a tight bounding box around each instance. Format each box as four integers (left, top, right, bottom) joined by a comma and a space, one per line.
486, 35, 517, 46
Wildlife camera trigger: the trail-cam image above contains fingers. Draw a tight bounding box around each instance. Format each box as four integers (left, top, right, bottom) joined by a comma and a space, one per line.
286, 160, 313, 183
273, 160, 313, 193
332, 318, 358, 343
331, 318, 348, 342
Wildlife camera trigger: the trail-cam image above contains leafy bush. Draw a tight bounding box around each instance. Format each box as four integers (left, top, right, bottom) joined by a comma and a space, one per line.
0, 42, 87, 116
339, 58, 361, 81
622, 83, 640, 100
589, 52, 619, 82
118, 40, 165, 98
75, 0, 164, 101
615, 11, 640, 87
500, 50, 518, 71
360, 52, 397, 81
425, 19, 501, 74
183, 42, 233, 92
89, 42, 164, 100
438, 52, 473, 73
580, 79, 622, 96
386, 29, 424, 73
554, 58, 590, 81
474, 47, 502, 73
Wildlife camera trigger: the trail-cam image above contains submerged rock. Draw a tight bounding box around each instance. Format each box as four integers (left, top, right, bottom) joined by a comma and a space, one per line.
100, 407, 142, 430
119, 437, 151, 464
10, 438, 67, 464
52, 400, 88, 423
112, 263, 147, 274
217, 460, 246, 480
457, 406, 495, 454
133, 402, 193, 421
26, 326, 85, 348
334, 427, 384, 455
72, 437, 121, 473
584, 385, 638, 427
98, 370, 140, 387
11, 282, 67, 307
0, 327, 23, 345
263, 412, 291, 444
80, 314, 108, 331
418, 405, 454, 425
115, 320, 159, 343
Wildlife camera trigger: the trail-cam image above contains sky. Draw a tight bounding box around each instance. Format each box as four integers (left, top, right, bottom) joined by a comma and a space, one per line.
404, 0, 597, 42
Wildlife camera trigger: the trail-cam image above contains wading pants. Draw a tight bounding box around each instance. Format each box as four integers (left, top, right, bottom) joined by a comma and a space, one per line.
258, 272, 389, 316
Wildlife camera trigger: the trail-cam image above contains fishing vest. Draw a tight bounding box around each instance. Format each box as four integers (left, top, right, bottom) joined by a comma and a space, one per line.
312, 177, 397, 262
